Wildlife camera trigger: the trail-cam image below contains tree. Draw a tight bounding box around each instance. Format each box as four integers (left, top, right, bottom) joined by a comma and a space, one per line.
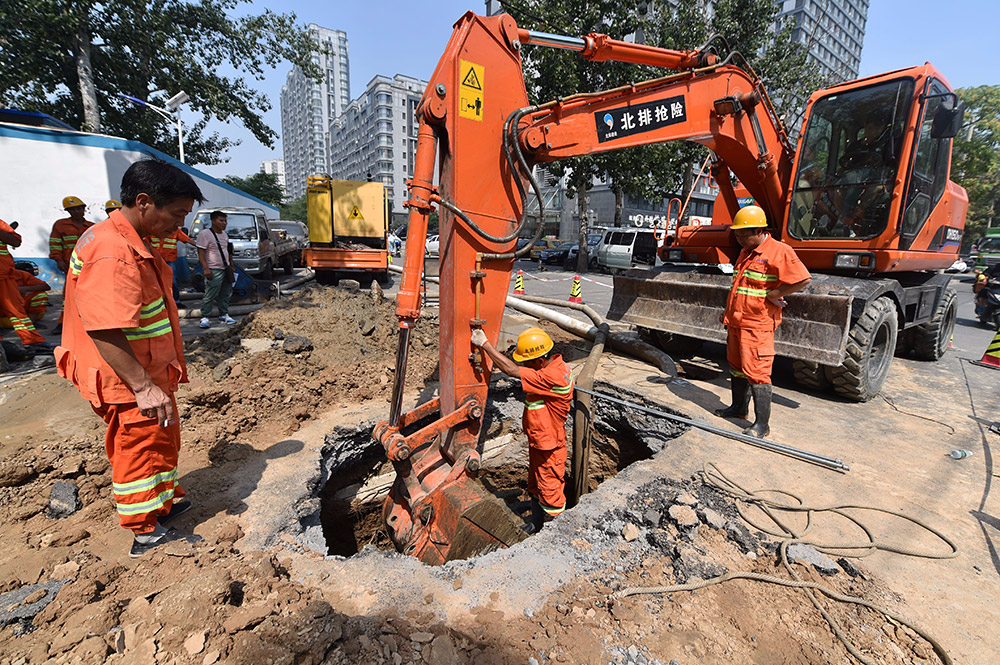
499, 0, 824, 271
222, 172, 284, 207
953, 85, 1000, 246
279, 195, 307, 223
0, 0, 320, 165
500, 0, 646, 271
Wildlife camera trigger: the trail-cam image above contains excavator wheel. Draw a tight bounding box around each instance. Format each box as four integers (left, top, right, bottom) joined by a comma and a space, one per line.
791, 359, 831, 392
826, 297, 898, 402
910, 287, 957, 361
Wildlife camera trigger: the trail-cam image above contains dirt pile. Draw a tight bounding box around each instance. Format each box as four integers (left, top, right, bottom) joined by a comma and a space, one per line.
180, 283, 440, 448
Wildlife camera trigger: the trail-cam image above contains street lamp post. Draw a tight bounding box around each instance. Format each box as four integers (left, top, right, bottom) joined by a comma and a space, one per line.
118, 90, 190, 163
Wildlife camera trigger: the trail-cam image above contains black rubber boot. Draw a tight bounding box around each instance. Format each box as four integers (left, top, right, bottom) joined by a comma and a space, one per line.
528, 496, 545, 533
714, 377, 750, 419
743, 383, 772, 438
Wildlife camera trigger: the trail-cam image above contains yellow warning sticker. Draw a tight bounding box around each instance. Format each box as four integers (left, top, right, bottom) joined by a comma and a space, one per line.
348, 206, 364, 221
459, 59, 484, 122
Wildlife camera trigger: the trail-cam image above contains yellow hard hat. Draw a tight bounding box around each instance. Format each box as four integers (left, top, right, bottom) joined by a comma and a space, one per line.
732, 205, 768, 230
62, 196, 85, 210
105, 199, 122, 211
512, 327, 554, 362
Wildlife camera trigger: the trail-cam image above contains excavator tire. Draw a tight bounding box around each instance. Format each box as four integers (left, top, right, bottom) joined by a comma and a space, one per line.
826, 296, 898, 402
910, 287, 957, 361
791, 359, 831, 392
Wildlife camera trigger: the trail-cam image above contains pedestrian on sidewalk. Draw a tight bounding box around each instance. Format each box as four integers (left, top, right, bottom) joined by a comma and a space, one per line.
714, 205, 811, 438
195, 211, 236, 328
471, 327, 573, 532
55, 159, 204, 557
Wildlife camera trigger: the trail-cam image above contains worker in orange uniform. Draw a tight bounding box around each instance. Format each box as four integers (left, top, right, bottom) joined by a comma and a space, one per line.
715, 206, 811, 438
0, 220, 50, 348
50, 196, 94, 333
13, 267, 51, 323
56, 160, 205, 558
471, 327, 573, 532
150, 228, 196, 301
105, 199, 122, 216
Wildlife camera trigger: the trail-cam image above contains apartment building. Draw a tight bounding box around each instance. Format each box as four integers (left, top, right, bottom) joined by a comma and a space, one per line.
280, 24, 350, 200
328, 74, 427, 225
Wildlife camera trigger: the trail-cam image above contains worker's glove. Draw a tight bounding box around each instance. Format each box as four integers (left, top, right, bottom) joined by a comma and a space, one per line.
470, 329, 488, 348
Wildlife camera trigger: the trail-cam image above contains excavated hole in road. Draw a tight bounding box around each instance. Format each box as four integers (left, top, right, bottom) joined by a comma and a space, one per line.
316, 380, 689, 560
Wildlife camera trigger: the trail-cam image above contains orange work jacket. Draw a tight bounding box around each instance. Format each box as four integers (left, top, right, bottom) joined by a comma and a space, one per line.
723, 234, 811, 332
149, 229, 192, 262
55, 210, 186, 406
520, 354, 574, 451
49, 217, 94, 265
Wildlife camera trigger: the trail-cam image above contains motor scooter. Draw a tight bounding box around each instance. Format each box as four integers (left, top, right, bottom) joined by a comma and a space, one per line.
975, 274, 1000, 329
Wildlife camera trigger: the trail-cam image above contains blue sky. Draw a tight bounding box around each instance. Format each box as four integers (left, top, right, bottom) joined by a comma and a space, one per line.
199, 0, 1000, 181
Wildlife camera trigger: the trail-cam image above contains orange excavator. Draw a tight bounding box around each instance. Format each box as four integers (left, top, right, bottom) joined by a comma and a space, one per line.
373, 12, 968, 565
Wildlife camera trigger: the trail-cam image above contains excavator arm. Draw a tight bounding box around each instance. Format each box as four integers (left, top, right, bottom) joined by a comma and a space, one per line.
373, 12, 797, 565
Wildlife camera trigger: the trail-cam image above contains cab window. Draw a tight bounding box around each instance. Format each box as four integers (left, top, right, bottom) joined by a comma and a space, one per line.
901, 80, 952, 245
788, 79, 914, 240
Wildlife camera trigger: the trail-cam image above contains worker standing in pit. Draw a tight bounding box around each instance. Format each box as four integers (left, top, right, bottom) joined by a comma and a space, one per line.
56, 160, 204, 558
471, 327, 573, 532
715, 206, 811, 438
49, 196, 94, 334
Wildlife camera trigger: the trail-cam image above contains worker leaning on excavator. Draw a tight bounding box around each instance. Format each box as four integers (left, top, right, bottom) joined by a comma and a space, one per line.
715, 206, 811, 438
471, 327, 573, 532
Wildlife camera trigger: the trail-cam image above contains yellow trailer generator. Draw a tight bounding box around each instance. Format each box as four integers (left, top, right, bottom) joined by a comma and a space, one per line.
304, 176, 389, 284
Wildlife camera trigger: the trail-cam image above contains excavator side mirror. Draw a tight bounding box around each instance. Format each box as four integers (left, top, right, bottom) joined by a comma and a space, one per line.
931, 98, 965, 139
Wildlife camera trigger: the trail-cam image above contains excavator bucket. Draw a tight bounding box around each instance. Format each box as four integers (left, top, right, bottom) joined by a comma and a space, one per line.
608, 270, 853, 366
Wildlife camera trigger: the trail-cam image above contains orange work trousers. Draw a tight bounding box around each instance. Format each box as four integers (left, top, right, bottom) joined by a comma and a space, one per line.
25, 291, 48, 321
528, 444, 567, 514
92, 396, 186, 533
0, 275, 44, 345
726, 326, 776, 385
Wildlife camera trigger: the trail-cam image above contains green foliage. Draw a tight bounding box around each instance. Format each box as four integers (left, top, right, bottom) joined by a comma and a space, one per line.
222, 172, 284, 207
0, 0, 320, 165
498, 0, 826, 226
953, 86, 1000, 244
279, 194, 307, 222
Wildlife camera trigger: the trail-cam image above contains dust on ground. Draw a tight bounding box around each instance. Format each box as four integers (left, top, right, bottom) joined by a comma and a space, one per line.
0, 283, 953, 664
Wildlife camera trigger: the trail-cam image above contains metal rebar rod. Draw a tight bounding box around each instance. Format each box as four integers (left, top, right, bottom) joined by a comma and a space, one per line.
575, 387, 850, 472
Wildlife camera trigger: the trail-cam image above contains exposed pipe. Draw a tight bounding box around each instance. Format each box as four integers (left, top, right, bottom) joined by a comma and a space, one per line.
576, 387, 850, 472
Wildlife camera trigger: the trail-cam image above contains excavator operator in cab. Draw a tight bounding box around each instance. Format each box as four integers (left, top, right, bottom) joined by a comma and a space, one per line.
471, 327, 573, 532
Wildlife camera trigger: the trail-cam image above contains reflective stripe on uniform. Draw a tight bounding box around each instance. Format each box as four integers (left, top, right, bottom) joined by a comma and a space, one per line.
116, 489, 175, 516
735, 286, 769, 297
0, 243, 10, 256
550, 384, 573, 395
113, 468, 178, 495
743, 269, 777, 282
541, 501, 565, 516
123, 297, 172, 341
29, 292, 48, 306
69, 250, 84, 275
526, 399, 546, 411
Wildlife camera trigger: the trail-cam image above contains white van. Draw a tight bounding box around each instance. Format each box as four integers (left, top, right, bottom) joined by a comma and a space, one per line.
596, 228, 659, 269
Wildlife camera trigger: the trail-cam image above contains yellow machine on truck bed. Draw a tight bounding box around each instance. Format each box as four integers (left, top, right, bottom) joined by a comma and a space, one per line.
304, 175, 390, 285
